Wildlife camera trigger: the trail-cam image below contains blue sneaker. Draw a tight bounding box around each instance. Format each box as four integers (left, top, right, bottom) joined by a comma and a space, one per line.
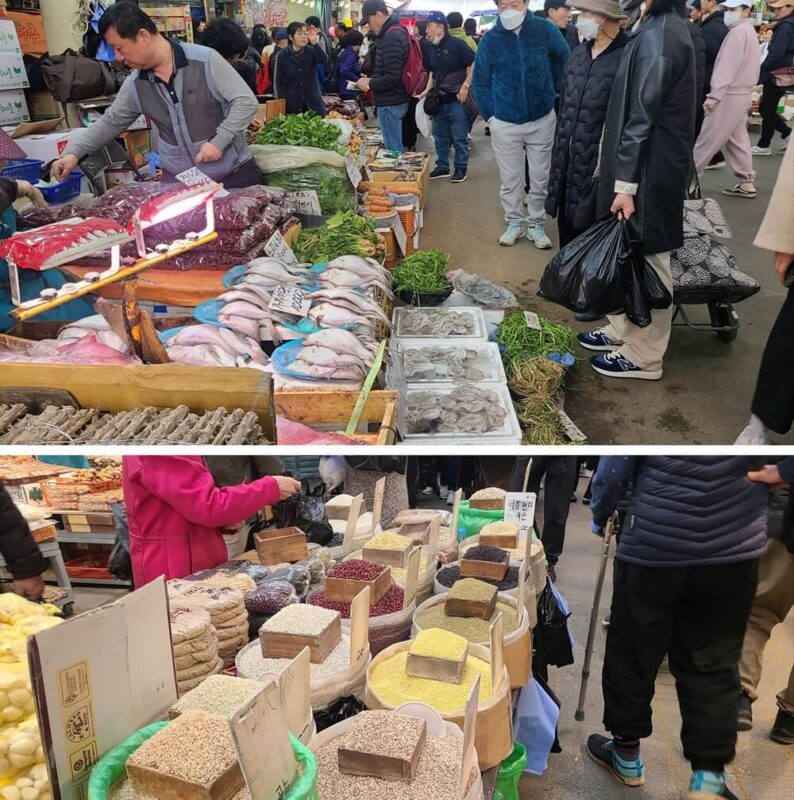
586, 735, 645, 787
688, 770, 739, 800
591, 351, 663, 381
577, 329, 622, 352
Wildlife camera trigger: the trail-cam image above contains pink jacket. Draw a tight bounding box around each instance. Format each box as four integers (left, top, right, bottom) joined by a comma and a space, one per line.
122, 456, 279, 587
708, 19, 761, 101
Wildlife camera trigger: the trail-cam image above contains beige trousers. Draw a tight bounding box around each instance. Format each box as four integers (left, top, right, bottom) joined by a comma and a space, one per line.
223, 523, 252, 561
739, 539, 794, 714
601, 251, 674, 371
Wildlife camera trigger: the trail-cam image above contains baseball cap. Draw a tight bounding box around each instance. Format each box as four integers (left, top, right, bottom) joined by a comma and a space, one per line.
768, 0, 793, 7
545, 0, 569, 10
274, 28, 288, 41
426, 11, 448, 24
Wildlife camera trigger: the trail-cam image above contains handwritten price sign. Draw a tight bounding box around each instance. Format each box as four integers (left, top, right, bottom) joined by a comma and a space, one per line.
269, 286, 311, 317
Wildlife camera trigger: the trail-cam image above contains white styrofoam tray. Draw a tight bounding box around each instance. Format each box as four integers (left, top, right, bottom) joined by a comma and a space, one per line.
391, 305, 488, 343
399, 382, 521, 444
388, 339, 507, 386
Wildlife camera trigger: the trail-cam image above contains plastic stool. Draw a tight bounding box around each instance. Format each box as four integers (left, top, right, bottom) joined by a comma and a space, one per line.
493, 742, 528, 800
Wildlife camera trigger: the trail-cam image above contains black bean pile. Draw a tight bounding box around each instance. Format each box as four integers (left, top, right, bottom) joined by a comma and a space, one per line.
437, 565, 520, 591
463, 545, 509, 564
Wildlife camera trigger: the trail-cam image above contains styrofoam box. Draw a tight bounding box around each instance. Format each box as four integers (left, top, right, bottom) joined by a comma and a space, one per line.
399, 382, 521, 445
389, 339, 507, 387
392, 305, 487, 344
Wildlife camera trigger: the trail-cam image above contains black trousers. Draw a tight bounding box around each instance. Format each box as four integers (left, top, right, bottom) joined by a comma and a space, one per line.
603, 558, 759, 771
509, 456, 577, 566
557, 208, 586, 249
758, 81, 791, 148
752, 284, 794, 434
402, 96, 420, 150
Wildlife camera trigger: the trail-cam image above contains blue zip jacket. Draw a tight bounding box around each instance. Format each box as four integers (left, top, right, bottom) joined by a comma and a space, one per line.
472, 14, 569, 125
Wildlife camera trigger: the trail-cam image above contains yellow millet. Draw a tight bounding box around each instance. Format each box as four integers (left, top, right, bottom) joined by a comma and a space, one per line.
366, 531, 413, 551
391, 555, 428, 582
370, 651, 493, 712
409, 628, 468, 661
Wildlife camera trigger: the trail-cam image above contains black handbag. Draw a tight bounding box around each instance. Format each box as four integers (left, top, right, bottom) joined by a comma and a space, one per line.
423, 89, 442, 117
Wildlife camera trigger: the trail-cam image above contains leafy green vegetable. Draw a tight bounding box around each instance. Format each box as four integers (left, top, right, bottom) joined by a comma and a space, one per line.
263, 164, 355, 215
294, 211, 384, 263
255, 112, 345, 154
496, 311, 576, 372
392, 249, 451, 293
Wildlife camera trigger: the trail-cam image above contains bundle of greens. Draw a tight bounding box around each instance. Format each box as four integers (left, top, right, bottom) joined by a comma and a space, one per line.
255, 112, 345, 153
392, 249, 451, 294
294, 211, 384, 262
263, 164, 355, 215
496, 311, 576, 374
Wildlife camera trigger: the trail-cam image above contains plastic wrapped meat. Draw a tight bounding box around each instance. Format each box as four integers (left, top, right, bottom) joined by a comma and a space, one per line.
0, 334, 140, 365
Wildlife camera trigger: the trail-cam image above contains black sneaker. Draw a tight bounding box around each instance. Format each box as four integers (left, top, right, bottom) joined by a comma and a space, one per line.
770, 709, 794, 745
737, 693, 752, 732
586, 735, 645, 787
451, 169, 467, 183
430, 167, 451, 180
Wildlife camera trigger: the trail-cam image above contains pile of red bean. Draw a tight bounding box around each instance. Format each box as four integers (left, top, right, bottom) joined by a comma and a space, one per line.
463, 545, 509, 564
308, 585, 405, 619
326, 559, 386, 581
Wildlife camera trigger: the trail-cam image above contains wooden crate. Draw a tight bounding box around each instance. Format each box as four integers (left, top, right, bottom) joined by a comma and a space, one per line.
480, 532, 518, 550
397, 520, 431, 544
444, 581, 498, 621
274, 389, 398, 446
325, 565, 391, 606
338, 720, 426, 782
469, 497, 505, 511
127, 759, 243, 800
362, 540, 412, 569
405, 650, 466, 684
260, 613, 341, 664
254, 527, 308, 566
460, 556, 509, 582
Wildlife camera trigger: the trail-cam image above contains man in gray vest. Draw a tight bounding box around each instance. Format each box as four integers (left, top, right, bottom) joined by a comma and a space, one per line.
51, 2, 259, 187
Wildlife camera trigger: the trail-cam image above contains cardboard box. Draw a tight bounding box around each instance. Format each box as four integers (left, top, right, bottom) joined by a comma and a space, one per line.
5, 10, 48, 56
15, 128, 77, 162
5, 481, 47, 507
0, 89, 29, 125
119, 128, 151, 168
28, 580, 177, 800
104, 167, 139, 188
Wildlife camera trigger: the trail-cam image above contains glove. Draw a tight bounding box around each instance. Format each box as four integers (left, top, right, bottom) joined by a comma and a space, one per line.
15, 180, 47, 210
591, 521, 605, 538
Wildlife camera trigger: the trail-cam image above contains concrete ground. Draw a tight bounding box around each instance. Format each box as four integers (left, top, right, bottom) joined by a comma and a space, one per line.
518, 477, 794, 799
419, 123, 793, 445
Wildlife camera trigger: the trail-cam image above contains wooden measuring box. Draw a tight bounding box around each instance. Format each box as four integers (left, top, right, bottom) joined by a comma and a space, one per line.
460, 552, 509, 582
406, 630, 468, 684
259, 612, 341, 664
254, 527, 308, 566
397, 520, 432, 544
444, 579, 498, 620
479, 522, 519, 550
362, 537, 413, 570
325, 564, 391, 606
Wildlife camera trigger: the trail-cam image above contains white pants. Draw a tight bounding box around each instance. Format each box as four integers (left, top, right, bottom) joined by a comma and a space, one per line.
601, 251, 674, 371
223, 523, 251, 560
489, 111, 556, 227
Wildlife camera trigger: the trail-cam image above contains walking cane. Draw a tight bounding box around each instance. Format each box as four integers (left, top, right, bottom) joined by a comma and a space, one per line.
574, 511, 618, 721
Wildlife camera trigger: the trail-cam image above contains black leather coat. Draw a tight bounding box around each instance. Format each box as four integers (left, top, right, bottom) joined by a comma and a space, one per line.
596, 12, 695, 255
546, 32, 628, 224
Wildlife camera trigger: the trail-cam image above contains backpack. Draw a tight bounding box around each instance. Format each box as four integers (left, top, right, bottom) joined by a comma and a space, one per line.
256, 62, 272, 95
388, 25, 428, 96
41, 49, 115, 103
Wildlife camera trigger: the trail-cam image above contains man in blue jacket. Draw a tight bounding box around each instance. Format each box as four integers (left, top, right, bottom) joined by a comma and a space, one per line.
472, 0, 569, 248
588, 456, 767, 800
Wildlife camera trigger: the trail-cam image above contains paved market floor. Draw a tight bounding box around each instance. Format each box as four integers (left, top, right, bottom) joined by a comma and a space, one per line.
419, 124, 793, 445
519, 481, 794, 799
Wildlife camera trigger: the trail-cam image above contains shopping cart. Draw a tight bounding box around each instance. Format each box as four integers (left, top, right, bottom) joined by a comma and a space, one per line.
671, 198, 760, 343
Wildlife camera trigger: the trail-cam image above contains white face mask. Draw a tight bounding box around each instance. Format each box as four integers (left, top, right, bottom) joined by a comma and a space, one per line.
431, 34, 443, 44
500, 9, 526, 30
576, 15, 600, 40
724, 9, 742, 25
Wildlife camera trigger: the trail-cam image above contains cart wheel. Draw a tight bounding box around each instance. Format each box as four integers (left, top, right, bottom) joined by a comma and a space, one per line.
715, 303, 738, 343
61, 603, 75, 618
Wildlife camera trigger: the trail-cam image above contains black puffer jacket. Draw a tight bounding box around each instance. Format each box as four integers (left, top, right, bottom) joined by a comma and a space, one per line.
597, 11, 695, 255
761, 16, 794, 84
686, 18, 706, 107
370, 15, 410, 106
700, 10, 728, 91
0, 486, 46, 580
546, 32, 628, 225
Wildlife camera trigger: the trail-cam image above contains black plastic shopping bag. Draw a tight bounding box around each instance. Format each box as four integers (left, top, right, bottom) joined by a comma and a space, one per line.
537, 215, 631, 316
625, 246, 673, 328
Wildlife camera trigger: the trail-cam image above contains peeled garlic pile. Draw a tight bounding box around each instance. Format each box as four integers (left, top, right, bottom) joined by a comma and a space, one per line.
0, 762, 52, 800
0, 718, 42, 779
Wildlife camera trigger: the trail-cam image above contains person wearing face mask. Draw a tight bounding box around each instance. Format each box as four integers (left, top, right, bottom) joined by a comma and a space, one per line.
753, 0, 794, 155
698, 0, 729, 167
541, 0, 583, 50
546, 0, 629, 249
693, 0, 759, 198
578, 0, 695, 382
421, 12, 476, 183
472, 0, 570, 248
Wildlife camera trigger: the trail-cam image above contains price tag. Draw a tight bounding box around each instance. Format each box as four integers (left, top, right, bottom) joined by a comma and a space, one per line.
559, 409, 588, 442
278, 648, 312, 742
517, 559, 528, 624
403, 546, 421, 610
264, 230, 298, 266
286, 190, 321, 216
269, 285, 311, 317
392, 212, 408, 255
524, 311, 542, 330
175, 166, 229, 197
489, 611, 505, 690
504, 492, 537, 538
341, 493, 364, 555
349, 585, 370, 667
229, 681, 297, 800
458, 676, 480, 800
364, 164, 373, 181
346, 156, 362, 188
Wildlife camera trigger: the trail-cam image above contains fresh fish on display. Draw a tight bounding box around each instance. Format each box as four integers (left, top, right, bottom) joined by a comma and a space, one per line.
57, 315, 130, 354
294, 345, 370, 372
218, 300, 269, 320
216, 313, 260, 340
166, 343, 238, 368
166, 324, 268, 366
305, 288, 391, 325
324, 255, 392, 283
217, 287, 272, 307
307, 303, 375, 331
302, 329, 378, 363
318, 268, 390, 291
246, 258, 308, 284
287, 360, 365, 382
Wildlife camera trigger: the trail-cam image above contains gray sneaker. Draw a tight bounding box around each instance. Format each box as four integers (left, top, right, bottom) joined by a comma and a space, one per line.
498, 223, 525, 246
526, 224, 552, 249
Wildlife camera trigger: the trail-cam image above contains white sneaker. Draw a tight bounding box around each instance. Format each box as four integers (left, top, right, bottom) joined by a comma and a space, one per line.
498, 223, 525, 246
751, 145, 772, 156
439, 485, 449, 498
526, 224, 552, 250
734, 417, 769, 446
446, 490, 455, 506
781, 136, 792, 152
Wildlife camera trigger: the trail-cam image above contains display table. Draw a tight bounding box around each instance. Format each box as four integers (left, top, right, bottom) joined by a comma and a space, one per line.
0, 538, 75, 615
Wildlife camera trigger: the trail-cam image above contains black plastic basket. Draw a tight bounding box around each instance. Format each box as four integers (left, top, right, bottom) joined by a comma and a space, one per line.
395, 285, 453, 306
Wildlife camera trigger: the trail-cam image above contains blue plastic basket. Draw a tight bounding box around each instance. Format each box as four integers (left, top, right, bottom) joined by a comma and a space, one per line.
39, 171, 83, 204
1, 159, 44, 183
